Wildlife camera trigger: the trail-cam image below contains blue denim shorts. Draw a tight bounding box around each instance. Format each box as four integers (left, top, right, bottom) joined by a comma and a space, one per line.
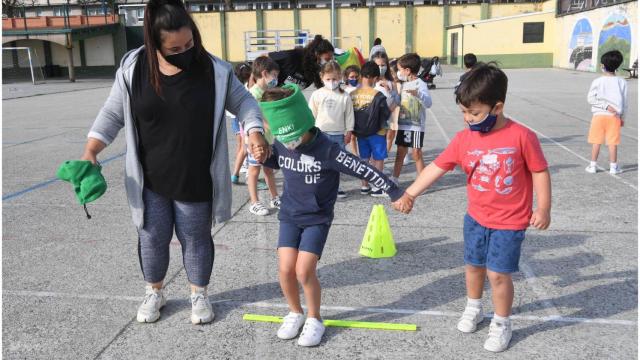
278, 222, 331, 258
463, 214, 525, 273
357, 134, 387, 161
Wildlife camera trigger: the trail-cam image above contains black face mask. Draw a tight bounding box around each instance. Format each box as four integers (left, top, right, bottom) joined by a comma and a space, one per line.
164, 46, 195, 71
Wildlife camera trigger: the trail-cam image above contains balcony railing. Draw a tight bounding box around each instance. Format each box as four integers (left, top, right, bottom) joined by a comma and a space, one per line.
2, 14, 118, 31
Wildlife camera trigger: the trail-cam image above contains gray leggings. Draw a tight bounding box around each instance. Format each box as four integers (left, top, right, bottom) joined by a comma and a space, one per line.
138, 188, 214, 287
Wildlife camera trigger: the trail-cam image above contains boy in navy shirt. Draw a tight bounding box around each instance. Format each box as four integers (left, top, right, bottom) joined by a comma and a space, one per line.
255, 84, 406, 347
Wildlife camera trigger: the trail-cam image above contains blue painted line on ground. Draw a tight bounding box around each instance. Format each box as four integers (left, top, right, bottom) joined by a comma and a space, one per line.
2, 152, 125, 202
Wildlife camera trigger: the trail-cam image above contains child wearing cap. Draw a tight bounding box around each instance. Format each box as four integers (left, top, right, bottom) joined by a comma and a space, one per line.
255, 84, 407, 347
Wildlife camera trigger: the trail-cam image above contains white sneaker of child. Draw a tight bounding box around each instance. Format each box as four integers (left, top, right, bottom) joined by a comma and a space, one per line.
457, 303, 483, 333
277, 312, 305, 340
483, 317, 512, 352
297, 317, 325, 347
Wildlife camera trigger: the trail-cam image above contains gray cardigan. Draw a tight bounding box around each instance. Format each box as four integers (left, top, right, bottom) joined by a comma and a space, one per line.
88, 47, 263, 230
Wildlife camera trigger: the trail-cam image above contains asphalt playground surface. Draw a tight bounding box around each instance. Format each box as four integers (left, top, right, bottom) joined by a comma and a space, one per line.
2, 66, 638, 359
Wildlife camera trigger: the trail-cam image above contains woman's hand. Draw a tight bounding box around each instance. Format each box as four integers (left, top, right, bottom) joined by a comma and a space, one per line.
247, 131, 270, 163
81, 138, 106, 165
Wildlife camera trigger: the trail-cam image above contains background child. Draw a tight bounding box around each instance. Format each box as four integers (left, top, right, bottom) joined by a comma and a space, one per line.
230, 62, 252, 184
247, 56, 281, 216
308, 60, 355, 197
455, 53, 477, 92
343, 65, 361, 94
257, 84, 404, 347
392, 53, 432, 184
585, 50, 628, 174
350, 61, 391, 197
371, 50, 400, 154
394, 63, 552, 353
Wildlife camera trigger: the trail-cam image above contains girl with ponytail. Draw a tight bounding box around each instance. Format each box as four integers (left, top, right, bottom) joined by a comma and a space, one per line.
268, 34, 334, 89
82, 0, 268, 326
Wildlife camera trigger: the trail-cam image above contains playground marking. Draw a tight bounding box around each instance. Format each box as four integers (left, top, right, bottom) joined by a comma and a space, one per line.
3, 290, 635, 326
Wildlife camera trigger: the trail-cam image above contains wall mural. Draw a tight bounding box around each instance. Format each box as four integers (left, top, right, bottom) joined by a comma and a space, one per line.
598, 13, 632, 68
569, 18, 594, 71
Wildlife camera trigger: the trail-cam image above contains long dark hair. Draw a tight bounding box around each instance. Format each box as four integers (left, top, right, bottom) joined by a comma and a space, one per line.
143, 0, 208, 96
303, 34, 334, 89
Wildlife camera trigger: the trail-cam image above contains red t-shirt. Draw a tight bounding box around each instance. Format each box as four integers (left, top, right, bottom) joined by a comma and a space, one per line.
434, 120, 548, 230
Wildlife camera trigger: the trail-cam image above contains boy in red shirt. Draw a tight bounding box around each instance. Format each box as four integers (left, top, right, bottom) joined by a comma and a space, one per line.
394, 63, 551, 353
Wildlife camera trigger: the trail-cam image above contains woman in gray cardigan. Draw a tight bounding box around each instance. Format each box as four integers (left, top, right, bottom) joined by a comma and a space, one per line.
81, 0, 267, 325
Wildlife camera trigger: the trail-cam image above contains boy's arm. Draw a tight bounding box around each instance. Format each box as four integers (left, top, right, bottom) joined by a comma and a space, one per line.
530, 170, 551, 230
344, 95, 355, 132
329, 146, 404, 201
405, 162, 449, 198
417, 81, 433, 109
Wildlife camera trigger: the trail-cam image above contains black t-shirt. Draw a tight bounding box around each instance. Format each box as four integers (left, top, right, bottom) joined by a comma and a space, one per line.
269, 48, 312, 89
131, 51, 215, 202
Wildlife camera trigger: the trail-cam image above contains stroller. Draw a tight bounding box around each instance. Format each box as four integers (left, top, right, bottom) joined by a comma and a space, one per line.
418, 56, 442, 90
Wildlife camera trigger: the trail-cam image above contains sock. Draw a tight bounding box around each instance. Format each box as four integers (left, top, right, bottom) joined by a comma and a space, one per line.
610, 162, 618, 169
467, 297, 482, 308
590, 161, 597, 167
493, 314, 511, 324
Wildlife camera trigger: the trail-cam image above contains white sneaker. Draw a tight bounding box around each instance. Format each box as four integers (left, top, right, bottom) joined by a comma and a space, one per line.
610, 165, 623, 174
277, 312, 305, 340
136, 285, 166, 323
297, 317, 325, 347
585, 164, 597, 173
190, 287, 215, 324
249, 202, 269, 216
457, 304, 484, 333
270, 196, 281, 209
484, 318, 512, 352
403, 156, 412, 165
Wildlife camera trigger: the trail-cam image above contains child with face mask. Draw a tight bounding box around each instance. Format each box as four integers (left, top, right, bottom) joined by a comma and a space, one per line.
256, 84, 406, 347
394, 62, 551, 353
343, 65, 361, 94
246, 56, 281, 216
308, 61, 355, 198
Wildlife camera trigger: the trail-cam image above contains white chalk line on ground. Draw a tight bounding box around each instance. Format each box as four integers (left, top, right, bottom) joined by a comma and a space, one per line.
3, 290, 635, 326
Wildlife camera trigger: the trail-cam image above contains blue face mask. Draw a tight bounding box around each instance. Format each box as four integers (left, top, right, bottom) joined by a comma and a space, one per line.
348, 79, 358, 87
267, 78, 278, 89
469, 109, 497, 133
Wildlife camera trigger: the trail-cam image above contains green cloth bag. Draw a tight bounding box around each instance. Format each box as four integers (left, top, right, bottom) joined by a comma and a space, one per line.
258, 84, 315, 143
56, 160, 107, 218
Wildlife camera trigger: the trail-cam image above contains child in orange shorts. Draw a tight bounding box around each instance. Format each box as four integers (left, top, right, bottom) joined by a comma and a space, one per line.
586, 50, 628, 174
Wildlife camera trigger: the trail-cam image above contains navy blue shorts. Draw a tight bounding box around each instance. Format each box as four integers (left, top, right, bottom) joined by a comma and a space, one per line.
463, 214, 525, 273
278, 222, 331, 258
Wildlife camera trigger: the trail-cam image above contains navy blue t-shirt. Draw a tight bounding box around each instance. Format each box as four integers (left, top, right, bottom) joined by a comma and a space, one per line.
263, 128, 404, 225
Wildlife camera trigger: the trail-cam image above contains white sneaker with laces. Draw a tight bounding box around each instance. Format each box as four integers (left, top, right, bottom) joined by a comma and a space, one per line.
585, 164, 597, 173
136, 285, 166, 323
190, 287, 215, 324
610, 165, 623, 174
484, 319, 512, 352
249, 202, 269, 216
297, 317, 325, 347
277, 312, 305, 340
457, 304, 483, 333
270, 196, 281, 209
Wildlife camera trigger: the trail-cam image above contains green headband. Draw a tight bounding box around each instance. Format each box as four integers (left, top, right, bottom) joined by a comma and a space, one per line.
258, 84, 315, 143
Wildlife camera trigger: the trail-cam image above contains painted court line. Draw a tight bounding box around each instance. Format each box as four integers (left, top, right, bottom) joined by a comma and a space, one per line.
3, 290, 635, 327
506, 113, 638, 191
2, 151, 125, 201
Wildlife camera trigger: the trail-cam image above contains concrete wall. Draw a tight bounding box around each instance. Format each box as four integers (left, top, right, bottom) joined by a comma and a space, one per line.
192, 12, 224, 58
336, 7, 369, 55
51, 40, 81, 66
84, 34, 115, 66
414, 6, 445, 59
9, 39, 46, 67
450, 11, 556, 68
554, 1, 637, 71
376, 7, 406, 57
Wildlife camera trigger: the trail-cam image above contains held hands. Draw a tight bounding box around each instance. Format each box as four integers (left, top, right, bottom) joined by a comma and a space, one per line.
530, 208, 551, 230
344, 131, 353, 145
392, 192, 415, 214
248, 132, 271, 163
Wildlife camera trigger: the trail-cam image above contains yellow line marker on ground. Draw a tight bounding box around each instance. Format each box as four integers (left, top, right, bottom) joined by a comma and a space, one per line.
243, 314, 418, 331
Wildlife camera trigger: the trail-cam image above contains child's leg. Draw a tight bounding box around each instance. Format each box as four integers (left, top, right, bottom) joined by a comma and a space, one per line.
372, 159, 384, 172
608, 144, 617, 163
590, 144, 601, 162
263, 167, 279, 198
296, 251, 321, 319
487, 271, 514, 317
386, 129, 397, 152
412, 148, 425, 175
393, 146, 408, 178
465, 264, 486, 299
232, 134, 247, 177
278, 247, 304, 314
247, 165, 261, 204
